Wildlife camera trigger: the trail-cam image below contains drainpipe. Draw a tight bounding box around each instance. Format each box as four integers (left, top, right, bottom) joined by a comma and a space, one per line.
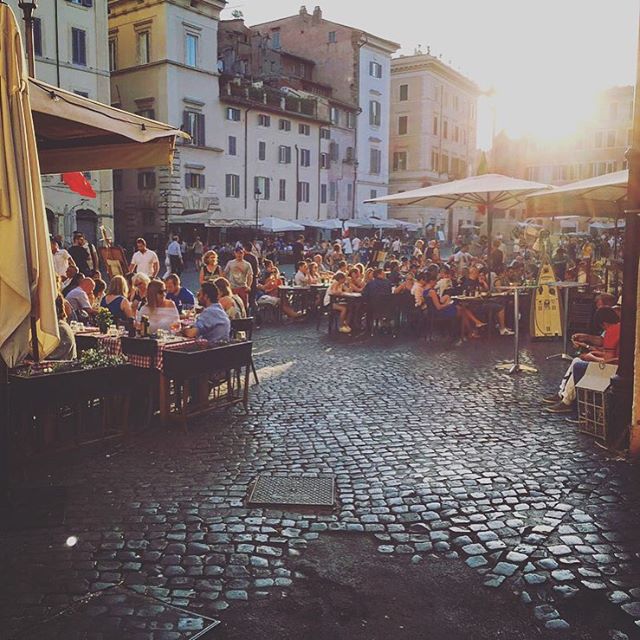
54, 0, 61, 86
294, 144, 300, 219
244, 106, 254, 214
316, 126, 322, 220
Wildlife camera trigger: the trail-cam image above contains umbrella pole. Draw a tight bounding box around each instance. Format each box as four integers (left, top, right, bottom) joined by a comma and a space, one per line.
486, 195, 493, 262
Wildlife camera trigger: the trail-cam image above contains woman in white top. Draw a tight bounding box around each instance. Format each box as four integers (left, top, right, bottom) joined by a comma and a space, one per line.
136, 279, 180, 334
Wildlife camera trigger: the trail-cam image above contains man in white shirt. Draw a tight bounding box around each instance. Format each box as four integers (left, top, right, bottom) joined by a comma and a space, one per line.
129, 237, 159, 277
166, 235, 183, 275
66, 277, 97, 318
293, 261, 310, 287
452, 244, 473, 269
51, 238, 75, 277
342, 235, 353, 260
391, 237, 402, 254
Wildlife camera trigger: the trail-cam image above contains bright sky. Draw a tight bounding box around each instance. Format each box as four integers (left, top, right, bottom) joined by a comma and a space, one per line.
223, 0, 639, 148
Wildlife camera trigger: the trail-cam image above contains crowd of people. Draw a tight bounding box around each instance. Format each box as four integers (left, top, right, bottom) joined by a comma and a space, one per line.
45, 225, 625, 423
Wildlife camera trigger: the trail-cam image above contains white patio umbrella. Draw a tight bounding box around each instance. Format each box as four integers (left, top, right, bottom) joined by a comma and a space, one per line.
366, 173, 551, 252
526, 170, 628, 218
0, 3, 59, 366
259, 216, 305, 233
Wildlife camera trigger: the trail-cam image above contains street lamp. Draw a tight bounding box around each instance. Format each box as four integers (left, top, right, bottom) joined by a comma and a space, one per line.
254, 186, 261, 230
18, 1, 38, 77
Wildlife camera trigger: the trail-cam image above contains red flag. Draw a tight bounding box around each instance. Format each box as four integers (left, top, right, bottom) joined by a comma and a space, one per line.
62, 172, 96, 198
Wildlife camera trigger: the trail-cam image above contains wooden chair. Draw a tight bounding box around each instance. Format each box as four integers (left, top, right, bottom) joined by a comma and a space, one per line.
366, 294, 400, 338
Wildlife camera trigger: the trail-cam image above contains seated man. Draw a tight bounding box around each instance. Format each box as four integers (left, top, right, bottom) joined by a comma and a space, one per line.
362, 268, 392, 298
293, 261, 310, 287
165, 273, 195, 313
183, 282, 231, 345
544, 307, 620, 414
66, 277, 98, 320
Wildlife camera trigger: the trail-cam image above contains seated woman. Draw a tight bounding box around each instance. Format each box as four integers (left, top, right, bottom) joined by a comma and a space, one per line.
92, 279, 107, 310
307, 261, 322, 285
130, 272, 150, 314
544, 307, 620, 414
136, 279, 180, 334
101, 275, 134, 323
214, 276, 247, 319
461, 266, 514, 336
49, 294, 77, 361
347, 267, 365, 293
324, 272, 353, 333
256, 262, 300, 319
422, 272, 475, 343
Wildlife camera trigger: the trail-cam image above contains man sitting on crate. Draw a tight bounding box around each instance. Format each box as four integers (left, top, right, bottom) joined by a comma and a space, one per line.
543, 307, 620, 414
183, 282, 230, 345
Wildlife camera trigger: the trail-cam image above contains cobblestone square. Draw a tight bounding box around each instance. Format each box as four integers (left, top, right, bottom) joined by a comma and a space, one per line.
1, 326, 640, 639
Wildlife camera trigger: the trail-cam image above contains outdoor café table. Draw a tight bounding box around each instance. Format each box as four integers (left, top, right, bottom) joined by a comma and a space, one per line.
72, 332, 204, 425
450, 291, 511, 335
278, 285, 314, 320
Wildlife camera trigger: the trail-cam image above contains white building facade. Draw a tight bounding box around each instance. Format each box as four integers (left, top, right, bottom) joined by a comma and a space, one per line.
108, 0, 225, 249
388, 52, 480, 237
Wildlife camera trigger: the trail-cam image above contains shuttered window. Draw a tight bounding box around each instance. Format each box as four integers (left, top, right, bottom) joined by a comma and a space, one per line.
183, 111, 205, 147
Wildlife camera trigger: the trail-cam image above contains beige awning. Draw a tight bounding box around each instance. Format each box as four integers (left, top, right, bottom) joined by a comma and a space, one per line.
29, 78, 189, 174
169, 212, 211, 225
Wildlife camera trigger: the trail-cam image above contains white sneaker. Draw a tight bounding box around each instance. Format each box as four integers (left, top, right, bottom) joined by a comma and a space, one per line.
338, 325, 352, 333
500, 328, 515, 336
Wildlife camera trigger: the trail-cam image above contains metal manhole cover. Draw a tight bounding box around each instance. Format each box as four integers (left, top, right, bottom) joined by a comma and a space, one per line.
247, 475, 335, 507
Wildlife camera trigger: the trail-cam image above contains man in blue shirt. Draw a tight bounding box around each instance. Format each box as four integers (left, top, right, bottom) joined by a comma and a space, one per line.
165, 274, 195, 312
362, 268, 393, 298
183, 282, 230, 345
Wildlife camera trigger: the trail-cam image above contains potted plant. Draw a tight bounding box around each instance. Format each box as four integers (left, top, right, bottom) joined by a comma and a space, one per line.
95, 307, 114, 334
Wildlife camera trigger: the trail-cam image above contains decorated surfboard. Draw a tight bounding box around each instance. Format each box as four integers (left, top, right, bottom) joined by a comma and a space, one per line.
530, 260, 563, 339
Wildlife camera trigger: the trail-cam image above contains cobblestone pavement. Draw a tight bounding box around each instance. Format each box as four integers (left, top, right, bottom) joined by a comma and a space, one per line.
2, 325, 640, 639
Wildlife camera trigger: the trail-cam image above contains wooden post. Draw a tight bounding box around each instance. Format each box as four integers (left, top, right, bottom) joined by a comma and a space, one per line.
610, 10, 640, 451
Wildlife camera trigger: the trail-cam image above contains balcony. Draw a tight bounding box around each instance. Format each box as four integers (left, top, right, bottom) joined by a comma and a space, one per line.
220, 77, 328, 123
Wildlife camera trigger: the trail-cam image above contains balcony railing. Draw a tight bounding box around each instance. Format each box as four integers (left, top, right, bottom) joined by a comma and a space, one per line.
221, 78, 325, 121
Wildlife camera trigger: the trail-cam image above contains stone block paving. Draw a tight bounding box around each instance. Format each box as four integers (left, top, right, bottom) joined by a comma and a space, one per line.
2, 326, 640, 638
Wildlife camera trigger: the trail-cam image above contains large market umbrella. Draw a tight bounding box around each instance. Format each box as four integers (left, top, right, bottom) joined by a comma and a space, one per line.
366, 173, 551, 251
301, 219, 362, 230
259, 216, 305, 233
526, 170, 629, 261
0, 3, 58, 366
525, 170, 628, 218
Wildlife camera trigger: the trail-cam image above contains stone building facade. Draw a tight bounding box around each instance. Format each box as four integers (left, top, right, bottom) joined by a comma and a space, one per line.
8, 0, 113, 246
253, 6, 400, 220
217, 17, 359, 223
388, 52, 480, 234
107, 0, 226, 250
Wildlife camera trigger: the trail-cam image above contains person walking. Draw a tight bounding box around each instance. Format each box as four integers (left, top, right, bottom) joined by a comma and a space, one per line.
129, 237, 160, 277
167, 235, 183, 275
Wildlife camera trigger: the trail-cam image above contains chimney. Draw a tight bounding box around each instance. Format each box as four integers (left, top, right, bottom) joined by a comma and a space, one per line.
312, 6, 322, 23
299, 6, 308, 15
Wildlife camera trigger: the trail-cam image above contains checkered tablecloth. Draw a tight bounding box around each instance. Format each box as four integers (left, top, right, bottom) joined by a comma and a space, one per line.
95, 336, 204, 371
